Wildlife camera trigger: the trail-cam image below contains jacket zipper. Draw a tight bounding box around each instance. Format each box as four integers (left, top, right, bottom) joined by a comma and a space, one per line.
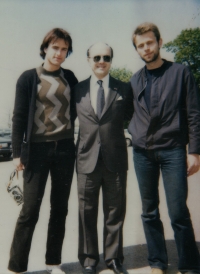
137, 80, 149, 115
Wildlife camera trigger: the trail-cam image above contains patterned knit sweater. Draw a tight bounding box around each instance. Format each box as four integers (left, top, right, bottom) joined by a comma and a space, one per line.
31, 65, 73, 142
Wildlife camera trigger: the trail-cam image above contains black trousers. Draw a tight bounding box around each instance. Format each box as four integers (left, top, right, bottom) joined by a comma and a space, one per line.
8, 139, 75, 272
77, 156, 127, 267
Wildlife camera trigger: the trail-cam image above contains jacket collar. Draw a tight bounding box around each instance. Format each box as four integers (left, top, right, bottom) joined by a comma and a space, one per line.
140, 59, 168, 88
136, 59, 169, 115
101, 75, 118, 118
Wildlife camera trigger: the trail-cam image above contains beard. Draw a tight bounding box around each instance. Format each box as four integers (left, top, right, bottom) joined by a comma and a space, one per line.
141, 50, 160, 64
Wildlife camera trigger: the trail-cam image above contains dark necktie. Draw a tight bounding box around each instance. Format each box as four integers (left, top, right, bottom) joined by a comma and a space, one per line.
97, 80, 105, 119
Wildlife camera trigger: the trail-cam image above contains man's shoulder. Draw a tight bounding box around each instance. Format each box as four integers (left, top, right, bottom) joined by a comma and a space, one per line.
165, 60, 185, 69
20, 68, 37, 77
154, 59, 192, 76
61, 67, 76, 77
169, 61, 190, 73
109, 75, 123, 84
161, 60, 192, 79
74, 78, 90, 102
131, 60, 188, 80
131, 66, 144, 80
74, 77, 90, 89
130, 67, 144, 87
17, 68, 37, 84
109, 75, 131, 89
60, 67, 78, 87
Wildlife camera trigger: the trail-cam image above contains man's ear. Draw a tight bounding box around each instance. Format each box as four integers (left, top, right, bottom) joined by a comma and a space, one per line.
44, 48, 47, 53
159, 38, 163, 49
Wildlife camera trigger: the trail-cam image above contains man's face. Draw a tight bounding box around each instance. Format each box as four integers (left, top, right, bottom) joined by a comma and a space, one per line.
44, 38, 68, 69
135, 31, 162, 64
88, 43, 112, 79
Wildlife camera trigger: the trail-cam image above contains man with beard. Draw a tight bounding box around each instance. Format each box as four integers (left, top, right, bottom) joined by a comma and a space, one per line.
128, 22, 200, 274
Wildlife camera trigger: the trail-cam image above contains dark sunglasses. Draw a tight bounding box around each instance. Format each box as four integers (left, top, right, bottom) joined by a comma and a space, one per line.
89, 55, 112, 63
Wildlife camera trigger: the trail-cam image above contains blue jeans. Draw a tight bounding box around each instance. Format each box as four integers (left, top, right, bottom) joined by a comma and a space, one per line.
133, 147, 200, 273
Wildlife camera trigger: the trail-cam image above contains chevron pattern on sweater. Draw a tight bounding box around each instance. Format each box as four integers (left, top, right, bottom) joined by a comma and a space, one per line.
31, 67, 71, 141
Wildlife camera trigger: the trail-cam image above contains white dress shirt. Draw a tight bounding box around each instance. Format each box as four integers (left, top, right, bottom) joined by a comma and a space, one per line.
90, 74, 109, 115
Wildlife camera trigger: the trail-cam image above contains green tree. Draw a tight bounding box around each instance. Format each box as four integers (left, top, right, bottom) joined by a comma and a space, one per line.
110, 67, 133, 83
110, 67, 133, 128
163, 28, 200, 88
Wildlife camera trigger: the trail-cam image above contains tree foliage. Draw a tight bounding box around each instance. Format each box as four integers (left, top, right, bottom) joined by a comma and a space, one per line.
110, 67, 133, 83
163, 28, 200, 88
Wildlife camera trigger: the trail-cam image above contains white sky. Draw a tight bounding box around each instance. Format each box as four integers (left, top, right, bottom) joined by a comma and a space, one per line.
0, 0, 199, 126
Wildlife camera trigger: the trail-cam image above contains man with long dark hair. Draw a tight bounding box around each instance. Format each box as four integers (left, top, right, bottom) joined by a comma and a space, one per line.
8, 28, 78, 274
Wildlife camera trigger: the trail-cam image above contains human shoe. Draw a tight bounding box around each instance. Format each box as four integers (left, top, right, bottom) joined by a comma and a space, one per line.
108, 259, 127, 274
82, 266, 96, 274
46, 264, 65, 274
151, 268, 166, 274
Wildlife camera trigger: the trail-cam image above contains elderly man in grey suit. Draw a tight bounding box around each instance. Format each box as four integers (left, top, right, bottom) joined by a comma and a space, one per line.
74, 42, 133, 274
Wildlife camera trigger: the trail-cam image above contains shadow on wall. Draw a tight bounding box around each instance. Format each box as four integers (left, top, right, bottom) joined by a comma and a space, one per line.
26, 241, 200, 274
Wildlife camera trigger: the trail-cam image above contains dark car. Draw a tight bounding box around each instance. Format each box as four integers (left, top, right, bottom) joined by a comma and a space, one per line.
0, 128, 11, 137
0, 135, 12, 158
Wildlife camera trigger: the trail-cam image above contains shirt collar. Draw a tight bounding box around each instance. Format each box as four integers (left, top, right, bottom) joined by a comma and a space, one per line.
91, 73, 109, 88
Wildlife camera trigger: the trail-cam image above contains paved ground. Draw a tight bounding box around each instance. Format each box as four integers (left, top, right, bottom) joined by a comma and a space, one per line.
0, 147, 200, 274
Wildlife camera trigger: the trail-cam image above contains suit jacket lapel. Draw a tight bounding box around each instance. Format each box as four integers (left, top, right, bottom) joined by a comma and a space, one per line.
101, 76, 118, 118
81, 78, 99, 122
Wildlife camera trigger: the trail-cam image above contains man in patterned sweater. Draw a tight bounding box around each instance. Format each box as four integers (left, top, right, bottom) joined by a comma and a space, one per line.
8, 28, 78, 274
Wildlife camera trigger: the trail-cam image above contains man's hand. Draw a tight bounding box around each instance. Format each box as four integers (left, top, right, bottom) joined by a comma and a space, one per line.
13, 157, 25, 171
187, 154, 200, 176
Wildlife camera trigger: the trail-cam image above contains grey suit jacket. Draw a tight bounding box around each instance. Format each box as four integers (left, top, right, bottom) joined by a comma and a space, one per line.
74, 75, 133, 174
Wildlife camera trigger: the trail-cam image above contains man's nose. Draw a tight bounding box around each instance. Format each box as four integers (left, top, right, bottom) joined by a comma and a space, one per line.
56, 49, 62, 55
99, 56, 104, 63
144, 44, 150, 51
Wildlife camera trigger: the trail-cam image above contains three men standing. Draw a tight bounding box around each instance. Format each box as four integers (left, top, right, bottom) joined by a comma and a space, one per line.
8, 23, 200, 274
128, 23, 200, 274
74, 42, 133, 274
8, 28, 78, 274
